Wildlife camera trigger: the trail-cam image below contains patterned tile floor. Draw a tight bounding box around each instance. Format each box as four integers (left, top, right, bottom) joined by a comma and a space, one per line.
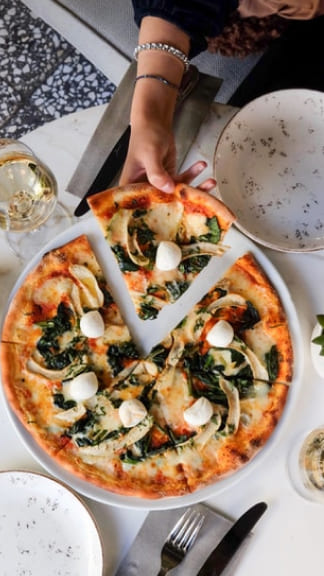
0, 0, 116, 139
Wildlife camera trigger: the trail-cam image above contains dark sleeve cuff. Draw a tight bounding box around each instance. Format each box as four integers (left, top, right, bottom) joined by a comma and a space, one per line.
131, 1, 239, 58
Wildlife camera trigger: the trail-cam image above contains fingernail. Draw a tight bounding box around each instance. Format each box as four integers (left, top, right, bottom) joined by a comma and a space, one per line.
161, 182, 174, 193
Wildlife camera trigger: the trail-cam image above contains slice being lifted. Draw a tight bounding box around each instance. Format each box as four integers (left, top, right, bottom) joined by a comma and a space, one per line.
88, 182, 236, 320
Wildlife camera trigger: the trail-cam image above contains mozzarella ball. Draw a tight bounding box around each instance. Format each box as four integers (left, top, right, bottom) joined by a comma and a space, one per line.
183, 397, 213, 427
155, 241, 182, 271
207, 320, 234, 348
80, 310, 105, 338
119, 399, 147, 428
66, 371, 99, 402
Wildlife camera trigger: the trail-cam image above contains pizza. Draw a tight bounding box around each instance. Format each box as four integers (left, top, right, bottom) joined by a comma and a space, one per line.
87, 182, 236, 320
0, 233, 294, 499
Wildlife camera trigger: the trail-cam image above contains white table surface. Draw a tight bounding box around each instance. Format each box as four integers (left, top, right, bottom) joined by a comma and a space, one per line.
1, 102, 324, 576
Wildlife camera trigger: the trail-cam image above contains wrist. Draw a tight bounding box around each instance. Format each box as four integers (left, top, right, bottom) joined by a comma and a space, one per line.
131, 77, 178, 129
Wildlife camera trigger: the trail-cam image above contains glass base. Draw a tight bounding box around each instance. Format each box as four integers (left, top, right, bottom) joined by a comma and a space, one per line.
6, 202, 73, 262
288, 426, 324, 504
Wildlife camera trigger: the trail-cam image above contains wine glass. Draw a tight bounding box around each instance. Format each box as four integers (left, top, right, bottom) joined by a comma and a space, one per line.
0, 138, 71, 261
288, 426, 324, 503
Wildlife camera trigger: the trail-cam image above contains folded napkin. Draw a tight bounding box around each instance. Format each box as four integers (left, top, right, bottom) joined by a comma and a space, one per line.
115, 503, 252, 576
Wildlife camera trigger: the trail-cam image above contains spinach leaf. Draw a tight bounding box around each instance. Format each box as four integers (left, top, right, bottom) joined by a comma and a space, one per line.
135, 222, 155, 245
148, 344, 170, 369
198, 216, 221, 244
37, 302, 72, 340
53, 393, 76, 410
139, 301, 159, 320
239, 301, 260, 331
111, 244, 139, 272
165, 280, 189, 300
107, 341, 140, 376
265, 345, 279, 381
178, 254, 211, 274
36, 303, 83, 369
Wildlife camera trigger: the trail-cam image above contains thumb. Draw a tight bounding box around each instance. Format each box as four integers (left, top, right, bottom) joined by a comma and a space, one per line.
146, 158, 175, 193
149, 172, 175, 193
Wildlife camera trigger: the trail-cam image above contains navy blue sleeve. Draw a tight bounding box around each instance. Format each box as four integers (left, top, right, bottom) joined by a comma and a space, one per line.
131, 0, 239, 57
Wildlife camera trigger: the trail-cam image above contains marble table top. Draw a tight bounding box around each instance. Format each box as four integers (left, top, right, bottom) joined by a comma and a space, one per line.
1, 102, 324, 576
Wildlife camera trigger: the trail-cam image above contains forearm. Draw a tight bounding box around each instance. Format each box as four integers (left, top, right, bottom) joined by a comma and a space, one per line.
131, 16, 190, 131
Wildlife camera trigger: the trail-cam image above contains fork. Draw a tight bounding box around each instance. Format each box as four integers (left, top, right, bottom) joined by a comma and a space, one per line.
156, 508, 205, 576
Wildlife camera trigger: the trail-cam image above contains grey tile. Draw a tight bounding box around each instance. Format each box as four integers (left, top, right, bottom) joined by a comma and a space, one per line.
1, 0, 116, 139
0, 102, 54, 139
0, 0, 71, 95
30, 52, 115, 119
0, 79, 22, 128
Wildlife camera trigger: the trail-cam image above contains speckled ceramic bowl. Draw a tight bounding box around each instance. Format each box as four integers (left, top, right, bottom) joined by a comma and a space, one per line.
214, 89, 324, 252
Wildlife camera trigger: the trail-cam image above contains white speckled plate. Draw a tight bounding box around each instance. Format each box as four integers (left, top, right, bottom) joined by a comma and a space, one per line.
0, 470, 103, 575
214, 89, 324, 252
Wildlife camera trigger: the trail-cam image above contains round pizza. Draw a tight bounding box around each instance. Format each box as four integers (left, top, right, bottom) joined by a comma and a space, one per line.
0, 227, 294, 500
87, 182, 236, 320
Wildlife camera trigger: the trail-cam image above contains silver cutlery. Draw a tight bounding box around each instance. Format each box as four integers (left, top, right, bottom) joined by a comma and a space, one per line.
156, 507, 205, 576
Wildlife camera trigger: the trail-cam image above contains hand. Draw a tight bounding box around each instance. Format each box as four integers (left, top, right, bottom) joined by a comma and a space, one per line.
119, 121, 176, 193
119, 123, 216, 194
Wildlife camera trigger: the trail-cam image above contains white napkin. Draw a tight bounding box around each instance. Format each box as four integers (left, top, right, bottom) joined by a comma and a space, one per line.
115, 503, 252, 576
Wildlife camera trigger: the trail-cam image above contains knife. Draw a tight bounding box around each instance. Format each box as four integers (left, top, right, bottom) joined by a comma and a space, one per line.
74, 125, 131, 217
196, 502, 267, 576
71, 64, 222, 216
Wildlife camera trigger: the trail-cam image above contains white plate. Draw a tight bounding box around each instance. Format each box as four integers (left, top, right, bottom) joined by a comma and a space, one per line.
214, 89, 324, 252
1, 219, 304, 509
0, 470, 103, 574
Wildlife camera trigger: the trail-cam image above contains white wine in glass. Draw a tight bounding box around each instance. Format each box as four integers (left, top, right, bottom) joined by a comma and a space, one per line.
0, 138, 70, 260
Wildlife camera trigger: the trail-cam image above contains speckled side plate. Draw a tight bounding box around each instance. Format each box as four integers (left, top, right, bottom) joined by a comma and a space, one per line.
214, 89, 324, 252
0, 470, 103, 575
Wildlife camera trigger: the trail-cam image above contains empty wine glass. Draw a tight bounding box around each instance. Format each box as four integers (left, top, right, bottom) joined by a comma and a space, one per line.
0, 138, 71, 260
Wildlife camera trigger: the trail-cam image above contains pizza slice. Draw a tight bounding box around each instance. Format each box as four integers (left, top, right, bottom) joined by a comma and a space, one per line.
151, 252, 293, 491
87, 182, 236, 320
0, 235, 140, 455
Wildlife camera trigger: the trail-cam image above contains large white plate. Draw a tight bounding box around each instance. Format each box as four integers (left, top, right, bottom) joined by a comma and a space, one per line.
1, 218, 304, 509
0, 470, 103, 574
214, 89, 324, 252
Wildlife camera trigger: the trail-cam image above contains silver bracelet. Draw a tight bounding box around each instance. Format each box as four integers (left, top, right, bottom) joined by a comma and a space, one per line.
133, 42, 190, 72
135, 74, 180, 90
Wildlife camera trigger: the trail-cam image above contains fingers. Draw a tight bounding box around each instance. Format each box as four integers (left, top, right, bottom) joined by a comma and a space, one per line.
176, 160, 217, 191
120, 153, 216, 194
176, 160, 208, 183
